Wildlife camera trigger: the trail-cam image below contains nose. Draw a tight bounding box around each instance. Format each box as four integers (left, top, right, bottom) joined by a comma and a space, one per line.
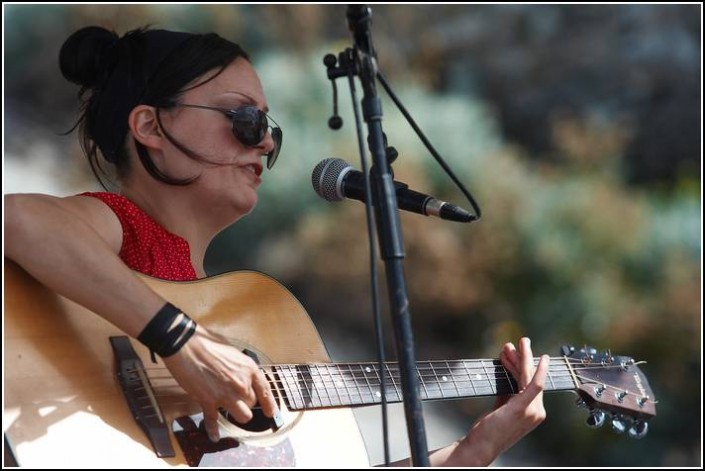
257, 128, 276, 156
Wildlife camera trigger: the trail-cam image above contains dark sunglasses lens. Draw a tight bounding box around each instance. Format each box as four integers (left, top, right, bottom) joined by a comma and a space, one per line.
231, 106, 282, 169
231, 107, 267, 145
267, 127, 283, 169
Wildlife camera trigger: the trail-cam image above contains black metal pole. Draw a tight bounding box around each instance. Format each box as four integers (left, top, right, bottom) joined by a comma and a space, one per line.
346, 5, 430, 467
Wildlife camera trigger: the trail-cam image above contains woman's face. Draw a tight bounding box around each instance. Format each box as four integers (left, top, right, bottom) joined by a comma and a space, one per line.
157, 57, 276, 218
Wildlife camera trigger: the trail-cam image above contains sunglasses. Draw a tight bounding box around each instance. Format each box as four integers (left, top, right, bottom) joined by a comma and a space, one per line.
175, 104, 283, 169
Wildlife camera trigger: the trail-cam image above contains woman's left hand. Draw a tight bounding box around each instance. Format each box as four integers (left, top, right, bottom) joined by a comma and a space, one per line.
430, 337, 549, 466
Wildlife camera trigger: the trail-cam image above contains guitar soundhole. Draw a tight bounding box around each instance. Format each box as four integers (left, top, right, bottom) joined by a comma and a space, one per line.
219, 405, 276, 433
219, 373, 283, 433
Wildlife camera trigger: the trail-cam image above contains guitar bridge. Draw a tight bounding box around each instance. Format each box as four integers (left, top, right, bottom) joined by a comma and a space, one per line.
110, 336, 175, 457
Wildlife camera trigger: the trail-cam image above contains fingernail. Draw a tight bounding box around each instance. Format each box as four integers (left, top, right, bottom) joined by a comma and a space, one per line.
207, 430, 220, 443
273, 408, 283, 428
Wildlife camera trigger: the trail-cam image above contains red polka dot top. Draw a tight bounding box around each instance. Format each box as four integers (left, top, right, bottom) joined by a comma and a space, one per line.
80, 192, 197, 281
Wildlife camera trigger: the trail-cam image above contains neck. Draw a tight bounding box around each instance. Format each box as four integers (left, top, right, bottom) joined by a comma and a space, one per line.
273, 357, 577, 410
119, 185, 245, 278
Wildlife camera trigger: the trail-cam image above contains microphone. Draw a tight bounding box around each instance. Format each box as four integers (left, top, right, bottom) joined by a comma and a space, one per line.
311, 158, 473, 223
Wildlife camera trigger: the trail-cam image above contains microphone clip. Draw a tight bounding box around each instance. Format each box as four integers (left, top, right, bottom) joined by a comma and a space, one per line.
323, 50, 356, 131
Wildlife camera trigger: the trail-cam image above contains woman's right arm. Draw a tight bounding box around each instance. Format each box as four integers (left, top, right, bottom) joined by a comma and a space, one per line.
4, 193, 278, 441
5, 193, 169, 335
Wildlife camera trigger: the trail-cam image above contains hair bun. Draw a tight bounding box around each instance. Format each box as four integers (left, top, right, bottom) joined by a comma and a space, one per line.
59, 26, 120, 88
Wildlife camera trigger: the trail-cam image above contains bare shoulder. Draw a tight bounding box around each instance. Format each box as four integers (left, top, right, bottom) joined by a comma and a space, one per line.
5, 193, 123, 253
61, 194, 124, 253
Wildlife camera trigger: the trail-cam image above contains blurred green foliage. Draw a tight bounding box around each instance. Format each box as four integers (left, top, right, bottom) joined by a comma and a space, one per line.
4, 4, 701, 467
219, 49, 701, 467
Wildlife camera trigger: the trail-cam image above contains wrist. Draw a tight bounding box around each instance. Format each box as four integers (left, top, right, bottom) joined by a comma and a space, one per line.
453, 432, 497, 467
137, 302, 197, 358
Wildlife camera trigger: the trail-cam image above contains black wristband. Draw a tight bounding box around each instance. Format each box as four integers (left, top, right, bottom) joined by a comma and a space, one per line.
137, 302, 197, 358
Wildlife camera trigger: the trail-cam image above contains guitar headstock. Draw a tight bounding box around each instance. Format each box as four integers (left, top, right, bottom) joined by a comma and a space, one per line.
561, 345, 656, 439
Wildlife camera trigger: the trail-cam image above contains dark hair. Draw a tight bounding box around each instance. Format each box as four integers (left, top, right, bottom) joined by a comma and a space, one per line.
59, 25, 250, 187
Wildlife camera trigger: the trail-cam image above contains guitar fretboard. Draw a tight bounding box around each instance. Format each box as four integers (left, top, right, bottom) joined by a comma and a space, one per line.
274, 358, 575, 411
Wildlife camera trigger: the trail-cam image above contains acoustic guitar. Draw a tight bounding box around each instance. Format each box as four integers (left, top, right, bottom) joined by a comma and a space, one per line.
3, 259, 656, 467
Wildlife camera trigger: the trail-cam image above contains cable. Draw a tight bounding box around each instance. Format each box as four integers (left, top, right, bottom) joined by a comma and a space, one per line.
376, 71, 482, 221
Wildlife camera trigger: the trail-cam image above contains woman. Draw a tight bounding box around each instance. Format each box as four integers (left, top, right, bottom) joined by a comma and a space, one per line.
4, 25, 548, 466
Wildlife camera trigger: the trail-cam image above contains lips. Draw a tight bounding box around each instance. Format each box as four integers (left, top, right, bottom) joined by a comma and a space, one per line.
243, 162, 263, 177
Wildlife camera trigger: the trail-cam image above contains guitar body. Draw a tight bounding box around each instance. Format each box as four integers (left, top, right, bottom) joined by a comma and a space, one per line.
4, 260, 658, 466
3, 260, 370, 467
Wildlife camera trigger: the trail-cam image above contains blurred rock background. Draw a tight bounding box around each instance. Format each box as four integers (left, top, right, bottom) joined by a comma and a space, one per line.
4, 4, 701, 467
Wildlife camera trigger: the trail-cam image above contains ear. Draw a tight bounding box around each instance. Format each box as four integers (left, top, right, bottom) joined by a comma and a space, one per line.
128, 105, 164, 150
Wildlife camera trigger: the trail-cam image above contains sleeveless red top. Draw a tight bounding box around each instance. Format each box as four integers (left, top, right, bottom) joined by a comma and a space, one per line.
80, 192, 197, 281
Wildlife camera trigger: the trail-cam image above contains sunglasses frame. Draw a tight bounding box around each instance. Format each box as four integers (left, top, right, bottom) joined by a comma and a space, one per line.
174, 103, 282, 169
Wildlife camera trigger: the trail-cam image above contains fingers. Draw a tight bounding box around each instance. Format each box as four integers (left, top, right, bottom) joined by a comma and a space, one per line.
202, 406, 221, 443
513, 353, 549, 426
500, 337, 533, 386
227, 366, 279, 421
500, 342, 519, 380
253, 370, 279, 418
223, 396, 255, 424
528, 354, 550, 394
166, 331, 281, 443
518, 337, 535, 387
499, 337, 549, 393
512, 352, 550, 408
200, 366, 277, 442
233, 357, 279, 417
223, 360, 279, 423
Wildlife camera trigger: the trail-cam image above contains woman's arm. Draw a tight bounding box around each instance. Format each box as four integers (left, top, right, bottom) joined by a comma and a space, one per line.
4, 193, 278, 441
388, 338, 548, 467
5, 193, 166, 335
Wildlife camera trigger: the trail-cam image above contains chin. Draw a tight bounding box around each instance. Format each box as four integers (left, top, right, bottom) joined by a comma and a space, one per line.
236, 194, 259, 217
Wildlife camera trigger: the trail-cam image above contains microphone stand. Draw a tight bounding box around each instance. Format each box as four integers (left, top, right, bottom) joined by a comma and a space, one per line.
327, 5, 430, 466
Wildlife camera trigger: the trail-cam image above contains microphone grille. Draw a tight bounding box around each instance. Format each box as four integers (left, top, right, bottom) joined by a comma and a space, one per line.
311, 158, 351, 201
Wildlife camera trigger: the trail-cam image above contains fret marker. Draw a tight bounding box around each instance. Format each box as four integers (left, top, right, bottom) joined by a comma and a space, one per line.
475, 374, 482, 380
365, 367, 372, 373
375, 391, 381, 398
441, 376, 448, 382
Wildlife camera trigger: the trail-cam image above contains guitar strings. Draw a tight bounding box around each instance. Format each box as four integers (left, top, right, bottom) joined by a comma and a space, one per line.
127, 358, 649, 409
129, 356, 632, 379
130, 357, 639, 381
131, 358, 637, 389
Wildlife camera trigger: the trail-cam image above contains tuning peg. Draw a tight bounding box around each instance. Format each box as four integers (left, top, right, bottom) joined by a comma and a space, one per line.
575, 397, 588, 409
611, 415, 627, 434
585, 347, 598, 362
628, 420, 649, 439
579, 346, 597, 363
586, 409, 606, 428
579, 345, 597, 354
616, 390, 628, 403
560, 345, 575, 356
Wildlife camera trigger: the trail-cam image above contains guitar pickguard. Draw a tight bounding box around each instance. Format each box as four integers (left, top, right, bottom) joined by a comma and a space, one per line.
172, 413, 296, 467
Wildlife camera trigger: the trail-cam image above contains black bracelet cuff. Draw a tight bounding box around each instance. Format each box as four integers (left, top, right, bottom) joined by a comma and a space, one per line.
137, 302, 197, 358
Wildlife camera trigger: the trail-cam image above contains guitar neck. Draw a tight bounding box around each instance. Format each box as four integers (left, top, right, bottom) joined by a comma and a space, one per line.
275, 357, 576, 410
